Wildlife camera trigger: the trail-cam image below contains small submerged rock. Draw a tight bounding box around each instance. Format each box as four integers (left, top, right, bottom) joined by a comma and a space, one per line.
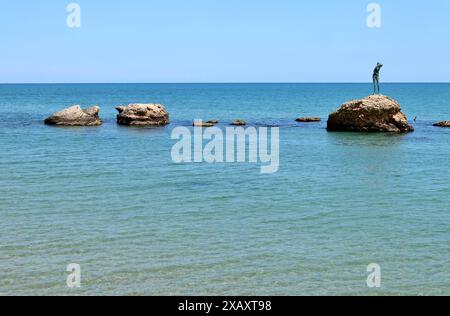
433, 121, 450, 128
116, 104, 170, 126
296, 117, 321, 122
44, 105, 102, 126
230, 120, 246, 126
193, 121, 215, 127
327, 95, 414, 133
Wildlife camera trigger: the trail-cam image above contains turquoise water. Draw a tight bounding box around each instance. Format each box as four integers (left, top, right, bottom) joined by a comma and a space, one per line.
1, 83, 450, 296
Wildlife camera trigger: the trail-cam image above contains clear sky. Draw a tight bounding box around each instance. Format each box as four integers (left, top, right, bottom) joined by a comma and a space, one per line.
1, 0, 449, 83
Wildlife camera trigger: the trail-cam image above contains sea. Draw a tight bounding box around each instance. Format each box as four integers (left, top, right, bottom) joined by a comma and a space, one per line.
1, 83, 449, 295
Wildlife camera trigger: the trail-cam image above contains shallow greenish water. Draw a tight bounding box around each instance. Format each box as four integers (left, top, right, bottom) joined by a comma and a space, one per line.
1, 83, 450, 295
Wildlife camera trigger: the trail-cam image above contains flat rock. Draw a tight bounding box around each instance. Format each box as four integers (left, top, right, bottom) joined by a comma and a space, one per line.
44, 105, 102, 126
116, 104, 170, 126
296, 117, 321, 122
433, 121, 450, 128
193, 121, 215, 127
327, 95, 414, 133
230, 120, 247, 126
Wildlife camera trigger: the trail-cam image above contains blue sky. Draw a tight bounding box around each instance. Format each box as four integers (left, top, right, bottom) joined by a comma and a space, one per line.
0, 0, 449, 83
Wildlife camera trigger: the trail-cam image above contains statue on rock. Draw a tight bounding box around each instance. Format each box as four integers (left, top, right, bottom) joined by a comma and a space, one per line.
327, 94, 414, 133
372, 62, 383, 95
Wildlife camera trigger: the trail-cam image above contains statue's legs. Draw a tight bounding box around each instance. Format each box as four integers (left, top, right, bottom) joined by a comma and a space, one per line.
373, 77, 380, 94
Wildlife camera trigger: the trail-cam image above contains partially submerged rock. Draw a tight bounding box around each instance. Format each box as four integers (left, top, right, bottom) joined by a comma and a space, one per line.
193, 121, 215, 127
206, 120, 219, 124
296, 117, 321, 122
230, 120, 246, 126
116, 104, 170, 126
327, 95, 414, 133
44, 105, 102, 126
433, 121, 450, 128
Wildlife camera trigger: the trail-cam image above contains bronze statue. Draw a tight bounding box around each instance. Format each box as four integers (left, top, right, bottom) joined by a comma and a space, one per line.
373, 62, 383, 94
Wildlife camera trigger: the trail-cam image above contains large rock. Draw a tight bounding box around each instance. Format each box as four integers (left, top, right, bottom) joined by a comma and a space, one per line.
116, 104, 170, 126
44, 105, 102, 126
327, 95, 414, 133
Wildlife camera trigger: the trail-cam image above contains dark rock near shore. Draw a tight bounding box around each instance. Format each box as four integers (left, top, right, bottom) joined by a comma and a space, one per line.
296, 117, 321, 122
433, 121, 450, 128
230, 120, 247, 126
44, 105, 102, 126
116, 104, 170, 126
327, 95, 414, 133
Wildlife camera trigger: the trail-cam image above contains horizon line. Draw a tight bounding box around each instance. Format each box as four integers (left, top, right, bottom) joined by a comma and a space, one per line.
1, 81, 450, 85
